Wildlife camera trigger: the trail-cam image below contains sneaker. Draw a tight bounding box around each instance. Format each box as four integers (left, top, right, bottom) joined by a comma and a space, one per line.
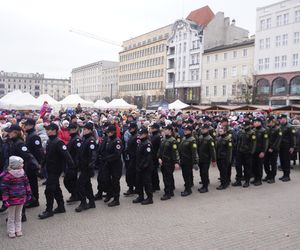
8, 233, 16, 238
16, 231, 23, 237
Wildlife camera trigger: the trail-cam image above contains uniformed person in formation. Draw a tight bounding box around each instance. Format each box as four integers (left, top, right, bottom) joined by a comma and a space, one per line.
133, 127, 154, 205
24, 118, 44, 208
102, 125, 123, 207
5, 124, 40, 221
178, 125, 198, 197
39, 123, 74, 219
279, 114, 296, 182
64, 123, 81, 203
197, 124, 216, 193
149, 123, 161, 192
252, 117, 269, 186
158, 125, 180, 200
216, 127, 232, 190
75, 122, 97, 212
264, 116, 282, 183
233, 121, 256, 188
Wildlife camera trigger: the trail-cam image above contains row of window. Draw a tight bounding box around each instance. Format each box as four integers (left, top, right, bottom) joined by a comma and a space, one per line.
205, 66, 249, 80
260, 10, 300, 31
204, 84, 248, 97
0, 78, 40, 83
119, 69, 164, 82
119, 81, 163, 92
257, 77, 300, 96
169, 39, 202, 54
120, 56, 164, 72
120, 44, 166, 62
258, 54, 299, 71
168, 53, 201, 69
124, 33, 169, 51
259, 32, 300, 49
206, 49, 248, 64
0, 84, 40, 90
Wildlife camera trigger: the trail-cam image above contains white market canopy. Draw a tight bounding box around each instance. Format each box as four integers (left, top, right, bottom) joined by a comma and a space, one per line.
59, 94, 94, 108
168, 99, 189, 110
108, 98, 137, 109
0, 90, 41, 110
93, 100, 109, 109
37, 94, 61, 109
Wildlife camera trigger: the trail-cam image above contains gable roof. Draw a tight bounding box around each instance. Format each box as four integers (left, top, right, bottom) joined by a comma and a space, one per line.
186, 5, 215, 26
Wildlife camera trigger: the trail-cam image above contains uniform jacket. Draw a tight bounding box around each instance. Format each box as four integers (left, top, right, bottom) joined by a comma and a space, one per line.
158, 135, 180, 165
179, 135, 198, 165
266, 126, 282, 151
136, 138, 153, 171
280, 123, 296, 148
78, 134, 97, 174
103, 135, 123, 165
26, 128, 44, 164
237, 129, 256, 154
197, 133, 216, 163
216, 135, 232, 164
67, 133, 82, 170
254, 126, 269, 153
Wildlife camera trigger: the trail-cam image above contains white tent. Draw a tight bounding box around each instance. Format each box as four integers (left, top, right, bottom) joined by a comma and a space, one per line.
168, 99, 189, 110
59, 94, 94, 108
108, 98, 136, 109
0, 90, 41, 110
93, 100, 108, 109
37, 94, 61, 110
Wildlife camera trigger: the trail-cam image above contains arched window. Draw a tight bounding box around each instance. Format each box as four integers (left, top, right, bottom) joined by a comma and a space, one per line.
272, 77, 288, 96
290, 76, 300, 95
257, 79, 270, 94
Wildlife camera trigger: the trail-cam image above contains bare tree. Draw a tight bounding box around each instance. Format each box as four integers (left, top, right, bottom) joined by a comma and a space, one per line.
233, 76, 254, 104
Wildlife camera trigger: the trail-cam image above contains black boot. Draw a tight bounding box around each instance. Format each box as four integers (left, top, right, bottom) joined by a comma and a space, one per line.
253, 180, 262, 186
38, 210, 54, 219
66, 195, 79, 203
123, 189, 135, 196
181, 190, 192, 197
22, 213, 27, 222
53, 204, 66, 214
108, 199, 120, 207
198, 186, 208, 193
141, 197, 153, 205
243, 181, 250, 188
160, 194, 171, 200
88, 201, 96, 209
262, 176, 269, 182
267, 178, 275, 184
216, 184, 227, 190
281, 176, 291, 182
94, 192, 103, 201
75, 203, 88, 212
232, 181, 242, 187
104, 195, 113, 203
133, 196, 144, 204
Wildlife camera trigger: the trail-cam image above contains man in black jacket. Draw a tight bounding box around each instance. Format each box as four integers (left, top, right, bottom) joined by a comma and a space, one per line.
75, 122, 97, 212
149, 123, 161, 192
39, 123, 75, 219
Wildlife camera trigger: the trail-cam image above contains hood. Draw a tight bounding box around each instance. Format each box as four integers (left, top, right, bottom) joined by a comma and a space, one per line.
8, 169, 25, 178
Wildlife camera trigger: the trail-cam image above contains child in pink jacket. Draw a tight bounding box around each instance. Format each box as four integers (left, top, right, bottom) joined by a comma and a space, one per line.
1, 156, 32, 238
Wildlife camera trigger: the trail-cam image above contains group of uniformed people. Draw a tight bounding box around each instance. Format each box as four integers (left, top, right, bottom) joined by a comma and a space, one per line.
0, 112, 297, 220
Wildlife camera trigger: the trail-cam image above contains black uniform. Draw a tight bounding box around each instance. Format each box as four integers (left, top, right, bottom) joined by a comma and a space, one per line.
150, 131, 161, 191
65, 133, 81, 199
77, 133, 97, 206
96, 135, 108, 197
44, 135, 74, 212
264, 125, 282, 181
136, 138, 153, 200
125, 132, 139, 191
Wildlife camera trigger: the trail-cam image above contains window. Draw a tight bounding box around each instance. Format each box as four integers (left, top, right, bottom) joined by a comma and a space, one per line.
232, 84, 236, 95
293, 54, 299, 66
196, 53, 200, 64
257, 79, 270, 95
214, 86, 217, 96
282, 34, 288, 46
183, 42, 187, 52
242, 65, 248, 75
206, 86, 209, 96
223, 68, 227, 78
260, 19, 266, 30
264, 58, 270, 70
233, 51, 237, 58
183, 71, 185, 81
275, 56, 280, 69
296, 10, 300, 22
294, 32, 300, 44
191, 55, 195, 65
290, 77, 300, 95
265, 38, 270, 48
281, 55, 287, 68
243, 49, 248, 57
266, 18, 271, 29
224, 53, 227, 60
275, 35, 281, 47
277, 15, 282, 26
272, 77, 288, 96
214, 69, 218, 79
232, 66, 237, 77
259, 59, 264, 71
215, 54, 218, 62
283, 13, 289, 25
222, 85, 226, 96
183, 56, 186, 67
207, 56, 210, 63
206, 70, 210, 80
259, 39, 264, 49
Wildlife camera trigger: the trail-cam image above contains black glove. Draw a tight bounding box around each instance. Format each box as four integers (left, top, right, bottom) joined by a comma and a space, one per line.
88, 169, 95, 178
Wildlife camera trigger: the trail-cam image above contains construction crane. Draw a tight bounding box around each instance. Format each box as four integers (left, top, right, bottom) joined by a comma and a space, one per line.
69, 28, 123, 47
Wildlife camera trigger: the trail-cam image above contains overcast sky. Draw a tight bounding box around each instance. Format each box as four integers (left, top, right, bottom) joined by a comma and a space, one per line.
0, 0, 277, 78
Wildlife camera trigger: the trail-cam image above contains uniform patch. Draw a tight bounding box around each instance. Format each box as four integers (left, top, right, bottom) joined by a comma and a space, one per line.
62, 145, 67, 150
90, 144, 95, 150
228, 134, 232, 138
228, 142, 232, 147
192, 143, 197, 149
211, 142, 215, 147
116, 144, 121, 150
146, 147, 151, 152
35, 140, 40, 145
213, 132, 216, 136
279, 132, 282, 136
137, 139, 141, 144
252, 135, 256, 140
177, 138, 181, 142
77, 142, 81, 147
264, 134, 268, 139
292, 129, 296, 134
173, 144, 177, 150
21, 146, 28, 152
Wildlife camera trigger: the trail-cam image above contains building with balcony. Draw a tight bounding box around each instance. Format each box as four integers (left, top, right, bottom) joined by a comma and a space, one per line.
254, 0, 300, 106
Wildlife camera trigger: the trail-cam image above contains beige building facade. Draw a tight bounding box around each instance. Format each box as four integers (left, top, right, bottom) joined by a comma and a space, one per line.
201, 39, 255, 104
119, 25, 172, 109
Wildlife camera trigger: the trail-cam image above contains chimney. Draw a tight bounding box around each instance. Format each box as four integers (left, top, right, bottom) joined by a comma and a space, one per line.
224, 17, 230, 26
232, 19, 236, 26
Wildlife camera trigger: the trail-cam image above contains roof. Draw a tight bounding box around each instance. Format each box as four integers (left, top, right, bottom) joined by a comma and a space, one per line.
186, 5, 215, 26
204, 39, 255, 54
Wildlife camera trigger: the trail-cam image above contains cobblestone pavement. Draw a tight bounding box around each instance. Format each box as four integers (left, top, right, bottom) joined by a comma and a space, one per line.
1, 166, 300, 250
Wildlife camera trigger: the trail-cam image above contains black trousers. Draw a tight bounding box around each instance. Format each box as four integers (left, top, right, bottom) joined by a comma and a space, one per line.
151, 160, 160, 190
136, 168, 153, 199
63, 170, 78, 197
26, 167, 39, 201
97, 163, 106, 194
199, 162, 210, 188
161, 163, 175, 196
126, 159, 136, 190
235, 152, 253, 181
264, 150, 278, 179
45, 174, 64, 211
77, 172, 94, 204
181, 164, 193, 191
217, 159, 229, 185
252, 152, 264, 181
279, 146, 291, 177
103, 162, 122, 199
